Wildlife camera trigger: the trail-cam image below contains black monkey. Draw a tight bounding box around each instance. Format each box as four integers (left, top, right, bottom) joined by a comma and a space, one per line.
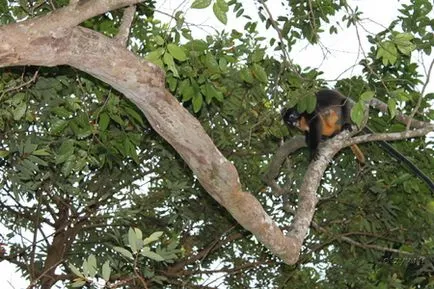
282, 89, 434, 193
282, 89, 365, 163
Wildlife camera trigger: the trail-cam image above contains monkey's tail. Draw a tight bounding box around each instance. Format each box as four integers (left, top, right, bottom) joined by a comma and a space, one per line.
362, 127, 434, 193
350, 144, 365, 164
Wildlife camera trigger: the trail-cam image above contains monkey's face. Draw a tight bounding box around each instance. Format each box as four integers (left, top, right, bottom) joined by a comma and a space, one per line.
281, 108, 300, 127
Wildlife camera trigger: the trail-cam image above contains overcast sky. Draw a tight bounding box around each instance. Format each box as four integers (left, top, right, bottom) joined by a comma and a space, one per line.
1, 0, 433, 288
156, 0, 433, 92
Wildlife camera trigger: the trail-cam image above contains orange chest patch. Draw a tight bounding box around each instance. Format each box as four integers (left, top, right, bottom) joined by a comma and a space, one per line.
319, 109, 341, 136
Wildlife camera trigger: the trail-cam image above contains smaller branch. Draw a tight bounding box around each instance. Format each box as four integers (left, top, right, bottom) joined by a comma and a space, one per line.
26, 259, 63, 289
115, 5, 136, 46
133, 254, 148, 289
262, 136, 306, 194
307, 0, 317, 35
0, 70, 39, 97
345, 125, 434, 147
339, 235, 413, 256
406, 58, 434, 130
369, 98, 429, 129
257, 0, 302, 80
311, 221, 413, 256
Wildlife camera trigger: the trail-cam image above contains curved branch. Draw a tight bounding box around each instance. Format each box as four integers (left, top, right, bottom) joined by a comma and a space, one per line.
369, 98, 429, 129
115, 5, 136, 46
344, 125, 434, 146
0, 2, 302, 264
262, 136, 306, 195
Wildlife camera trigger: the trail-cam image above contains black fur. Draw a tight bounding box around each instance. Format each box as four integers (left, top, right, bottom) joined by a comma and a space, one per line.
282, 89, 352, 159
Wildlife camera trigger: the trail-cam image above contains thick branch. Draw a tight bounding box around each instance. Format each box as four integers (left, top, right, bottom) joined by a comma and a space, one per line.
0, 11, 301, 264
263, 136, 306, 182
115, 5, 136, 46
11, 0, 144, 34
262, 136, 306, 195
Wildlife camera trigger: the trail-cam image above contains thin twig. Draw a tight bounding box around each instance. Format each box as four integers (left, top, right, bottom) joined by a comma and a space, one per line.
311, 221, 414, 256
0, 70, 39, 98
406, 58, 434, 130
258, 0, 302, 80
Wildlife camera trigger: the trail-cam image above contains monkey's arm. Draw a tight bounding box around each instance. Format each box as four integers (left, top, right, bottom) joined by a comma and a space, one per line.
307, 118, 322, 160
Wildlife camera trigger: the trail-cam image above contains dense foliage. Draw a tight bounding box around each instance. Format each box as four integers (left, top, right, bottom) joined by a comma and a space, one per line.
0, 0, 433, 288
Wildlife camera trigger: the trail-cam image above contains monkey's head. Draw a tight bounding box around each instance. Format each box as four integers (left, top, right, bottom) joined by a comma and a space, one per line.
281, 107, 300, 128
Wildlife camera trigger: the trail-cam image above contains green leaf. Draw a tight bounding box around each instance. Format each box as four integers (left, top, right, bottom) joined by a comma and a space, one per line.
69, 263, 85, 278
51, 106, 72, 118
218, 58, 228, 72
240, 68, 254, 83
387, 98, 397, 119
201, 83, 223, 104
143, 231, 164, 246
350, 101, 365, 127
145, 48, 165, 62
87, 255, 97, 278
141, 247, 165, 261
9, 92, 25, 105
102, 261, 111, 282
185, 40, 208, 51
360, 91, 375, 102
306, 94, 317, 114
32, 149, 50, 156
0, 150, 9, 158
167, 76, 178, 92
213, 1, 227, 24
251, 49, 265, 63
392, 32, 416, 55
12, 102, 27, 121
134, 228, 143, 240
376, 41, 398, 65
50, 119, 69, 135
192, 94, 203, 113
99, 112, 110, 131
108, 112, 125, 127
128, 227, 138, 253
27, 155, 48, 167
61, 155, 75, 176
163, 52, 179, 77
23, 140, 37, 154
427, 201, 434, 214
167, 44, 187, 61
113, 246, 133, 259
71, 279, 86, 287
191, 0, 211, 9
123, 106, 144, 126
251, 64, 268, 83
154, 35, 165, 45
204, 53, 219, 72
181, 85, 195, 102
216, 0, 229, 12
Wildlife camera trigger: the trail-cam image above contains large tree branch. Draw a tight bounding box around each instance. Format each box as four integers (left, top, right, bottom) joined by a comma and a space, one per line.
11, 0, 144, 34
0, 1, 302, 264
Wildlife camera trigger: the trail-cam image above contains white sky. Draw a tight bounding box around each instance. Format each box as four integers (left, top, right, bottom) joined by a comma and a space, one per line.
1, 0, 433, 288
156, 0, 433, 92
